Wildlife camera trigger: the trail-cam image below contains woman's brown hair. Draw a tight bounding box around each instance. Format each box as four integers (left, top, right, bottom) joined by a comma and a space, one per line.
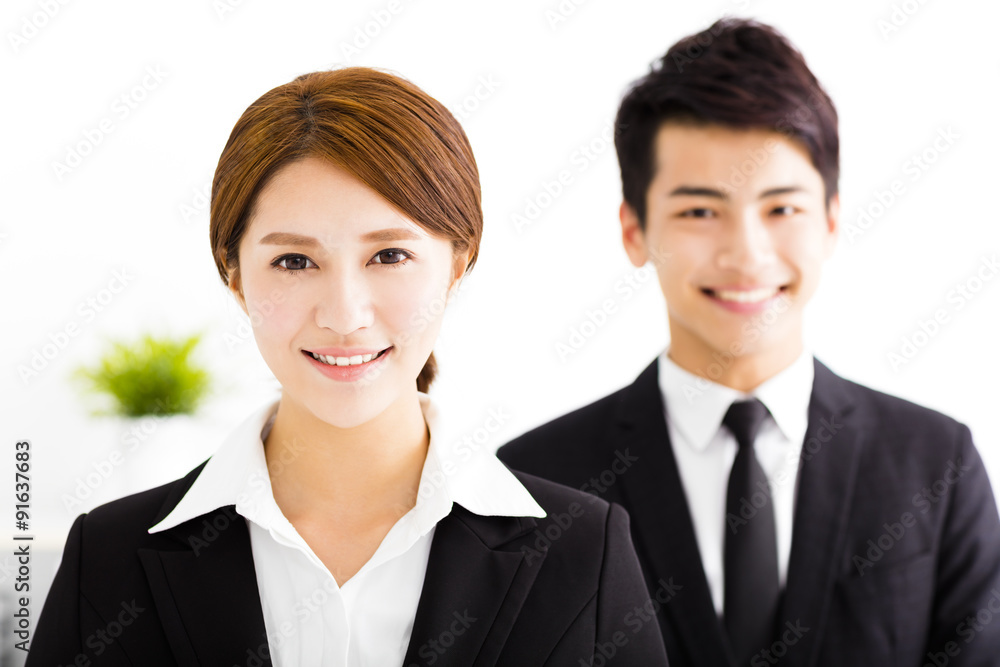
209, 67, 483, 392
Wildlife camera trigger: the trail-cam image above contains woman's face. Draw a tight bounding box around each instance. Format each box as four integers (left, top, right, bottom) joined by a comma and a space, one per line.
233, 157, 464, 428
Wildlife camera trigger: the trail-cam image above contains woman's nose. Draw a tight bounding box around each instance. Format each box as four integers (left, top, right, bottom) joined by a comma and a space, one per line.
313, 268, 375, 336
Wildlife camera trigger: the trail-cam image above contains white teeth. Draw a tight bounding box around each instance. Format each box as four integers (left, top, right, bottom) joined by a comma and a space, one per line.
309, 351, 382, 367
713, 287, 780, 303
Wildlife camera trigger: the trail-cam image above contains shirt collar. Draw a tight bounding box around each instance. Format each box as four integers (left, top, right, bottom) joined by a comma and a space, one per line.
148, 392, 544, 535
657, 346, 814, 452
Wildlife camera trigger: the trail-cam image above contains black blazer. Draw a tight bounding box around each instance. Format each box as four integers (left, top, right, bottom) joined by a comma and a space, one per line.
28, 464, 669, 665
498, 357, 1000, 666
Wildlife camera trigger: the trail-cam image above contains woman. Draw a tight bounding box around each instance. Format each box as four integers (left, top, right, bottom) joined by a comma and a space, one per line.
28, 68, 668, 666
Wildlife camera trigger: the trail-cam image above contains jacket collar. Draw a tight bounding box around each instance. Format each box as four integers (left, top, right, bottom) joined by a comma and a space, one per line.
611, 356, 863, 667
773, 358, 864, 667
656, 347, 814, 453
140, 395, 548, 664
613, 357, 737, 665
148, 392, 544, 537
140, 463, 544, 665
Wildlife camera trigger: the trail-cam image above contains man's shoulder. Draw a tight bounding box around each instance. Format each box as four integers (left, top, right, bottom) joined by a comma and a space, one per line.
819, 361, 966, 437
497, 380, 632, 465
813, 361, 982, 480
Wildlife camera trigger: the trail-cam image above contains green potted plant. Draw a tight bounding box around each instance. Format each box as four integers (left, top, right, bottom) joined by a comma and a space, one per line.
70, 333, 214, 504
74, 333, 212, 418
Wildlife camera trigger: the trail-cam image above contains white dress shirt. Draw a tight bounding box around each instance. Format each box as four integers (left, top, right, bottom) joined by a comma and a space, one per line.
656, 347, 814, 617
148, 392, 546, 667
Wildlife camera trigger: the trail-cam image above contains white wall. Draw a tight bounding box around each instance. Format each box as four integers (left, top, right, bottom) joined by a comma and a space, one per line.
2, 0, 998, 572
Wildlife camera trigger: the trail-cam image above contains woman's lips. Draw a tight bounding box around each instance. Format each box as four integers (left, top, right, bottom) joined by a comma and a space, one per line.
302, 346, 393, 381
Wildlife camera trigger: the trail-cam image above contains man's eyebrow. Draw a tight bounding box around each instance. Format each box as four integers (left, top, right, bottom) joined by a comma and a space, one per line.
668, 186, 729, 200
758, 186, 808, 198
667, 185, 810, 200
258, 228, 423, 247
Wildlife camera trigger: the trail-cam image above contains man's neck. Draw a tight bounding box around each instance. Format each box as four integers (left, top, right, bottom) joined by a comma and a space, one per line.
666, 337, 805, 394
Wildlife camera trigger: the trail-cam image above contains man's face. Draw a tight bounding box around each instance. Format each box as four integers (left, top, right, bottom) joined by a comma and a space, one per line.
620, 122, 839, 377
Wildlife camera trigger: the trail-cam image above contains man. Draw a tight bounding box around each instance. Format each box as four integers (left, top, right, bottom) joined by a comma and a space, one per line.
497, 17, 1000, 667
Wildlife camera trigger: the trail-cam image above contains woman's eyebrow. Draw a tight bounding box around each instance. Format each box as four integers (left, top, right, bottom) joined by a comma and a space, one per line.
359, 228, 423, 243
258, 228, 423, 247
258, 232, 320, 247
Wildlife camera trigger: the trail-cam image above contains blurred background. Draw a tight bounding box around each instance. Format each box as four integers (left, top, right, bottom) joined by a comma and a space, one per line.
2, 0, 998, 659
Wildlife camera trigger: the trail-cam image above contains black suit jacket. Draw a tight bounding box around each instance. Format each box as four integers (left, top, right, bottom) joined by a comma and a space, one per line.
497, 357, 1000, 666
28, 464, 669, 665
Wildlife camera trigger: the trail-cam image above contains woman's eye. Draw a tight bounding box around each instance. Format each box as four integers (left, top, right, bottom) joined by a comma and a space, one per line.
370, 249, 411, 266
272, 254, 316, 272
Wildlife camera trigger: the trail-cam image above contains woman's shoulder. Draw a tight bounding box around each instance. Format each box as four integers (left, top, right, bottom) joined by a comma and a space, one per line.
73, 459, 211, 549
509, 468, 609, 508
505, 468, 622, 540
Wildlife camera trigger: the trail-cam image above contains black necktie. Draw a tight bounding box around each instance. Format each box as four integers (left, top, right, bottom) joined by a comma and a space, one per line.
723, 398, 779, 665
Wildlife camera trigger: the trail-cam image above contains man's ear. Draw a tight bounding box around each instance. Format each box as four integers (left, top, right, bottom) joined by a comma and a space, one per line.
823, 193, 840, 259
620, 201, 649, 267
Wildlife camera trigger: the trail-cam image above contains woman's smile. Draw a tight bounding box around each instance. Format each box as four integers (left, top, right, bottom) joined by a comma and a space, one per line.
302, 346, 393, 382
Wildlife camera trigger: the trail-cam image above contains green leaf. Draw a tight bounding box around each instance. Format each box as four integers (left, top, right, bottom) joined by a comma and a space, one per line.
72, 332, 212, 418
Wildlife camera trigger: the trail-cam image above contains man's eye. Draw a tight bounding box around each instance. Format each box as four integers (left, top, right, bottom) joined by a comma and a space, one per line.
679, 208, 715, 218
771, 205, 798, 216
272, 254, 316, 272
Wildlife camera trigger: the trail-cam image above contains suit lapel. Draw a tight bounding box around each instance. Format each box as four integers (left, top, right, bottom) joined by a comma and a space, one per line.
614, 359, 736, 667
609, 356, 866, 666
139, 463, 271, 665
402, 505, 543, 666
776, 359, 864, 667
137, 461, 545, 665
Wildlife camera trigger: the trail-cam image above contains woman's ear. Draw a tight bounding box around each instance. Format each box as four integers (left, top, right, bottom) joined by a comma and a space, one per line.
228, 272, 249, 316
448, 249, 473, 300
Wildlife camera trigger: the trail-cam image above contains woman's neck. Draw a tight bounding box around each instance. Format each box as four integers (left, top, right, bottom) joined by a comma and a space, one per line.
262, 390, 430, 523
